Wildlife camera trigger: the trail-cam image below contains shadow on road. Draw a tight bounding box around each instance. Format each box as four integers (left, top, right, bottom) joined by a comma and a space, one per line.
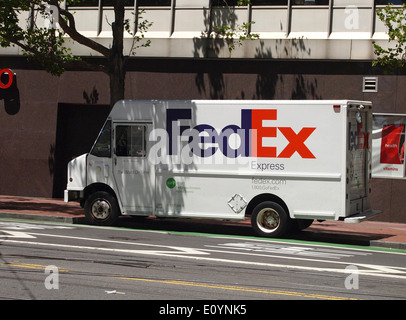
112, 216, 390, 247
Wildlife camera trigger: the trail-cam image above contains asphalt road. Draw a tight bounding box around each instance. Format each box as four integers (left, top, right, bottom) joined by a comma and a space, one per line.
0, 219, 405, 304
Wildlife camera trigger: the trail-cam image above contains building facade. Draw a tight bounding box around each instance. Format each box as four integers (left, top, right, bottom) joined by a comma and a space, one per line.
1, 0, 405, 222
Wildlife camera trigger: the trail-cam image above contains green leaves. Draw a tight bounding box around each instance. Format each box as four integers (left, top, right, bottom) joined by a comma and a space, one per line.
0, 1, 153, 76
23, 29, 78, 76
0, 0, 79, 76
124, 9, 153, 56
373, 3, 406, 73
213, 0, 259, 53
215, 21, 259, 53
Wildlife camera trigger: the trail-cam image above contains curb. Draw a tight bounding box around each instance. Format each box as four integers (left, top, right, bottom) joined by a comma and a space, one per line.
0, 212, 86, 224
369, 240, 406, 251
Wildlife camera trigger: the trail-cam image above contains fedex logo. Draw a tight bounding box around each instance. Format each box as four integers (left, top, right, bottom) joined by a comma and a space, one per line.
166, 109, 316, 159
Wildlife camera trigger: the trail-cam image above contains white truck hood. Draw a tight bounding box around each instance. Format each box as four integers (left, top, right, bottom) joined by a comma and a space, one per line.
66, 153, 87, 191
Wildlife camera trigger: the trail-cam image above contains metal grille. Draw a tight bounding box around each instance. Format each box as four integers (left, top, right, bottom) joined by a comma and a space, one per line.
362, 77, 378, 93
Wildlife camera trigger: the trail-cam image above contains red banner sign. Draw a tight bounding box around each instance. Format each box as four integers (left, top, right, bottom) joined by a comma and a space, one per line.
380, 124, 405, 165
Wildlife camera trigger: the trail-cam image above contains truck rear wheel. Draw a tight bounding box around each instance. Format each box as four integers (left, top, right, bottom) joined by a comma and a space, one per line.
251, 201, 290, 238
84, 191, 119, 226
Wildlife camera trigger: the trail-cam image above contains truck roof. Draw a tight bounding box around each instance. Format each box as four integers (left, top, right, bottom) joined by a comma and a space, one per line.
109, 99, 372, 121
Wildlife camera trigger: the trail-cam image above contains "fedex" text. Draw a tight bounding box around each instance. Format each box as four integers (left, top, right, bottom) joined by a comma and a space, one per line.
165, 108, 316, 159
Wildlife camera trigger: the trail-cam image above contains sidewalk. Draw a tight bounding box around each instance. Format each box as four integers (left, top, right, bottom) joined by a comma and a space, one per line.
0, 195, 85, 223
0, 195, 406, 250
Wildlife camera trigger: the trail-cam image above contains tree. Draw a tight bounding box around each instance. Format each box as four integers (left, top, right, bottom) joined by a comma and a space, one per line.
373, 3, 406, 73
0, 0, 151, 107
0, 0, 258, 106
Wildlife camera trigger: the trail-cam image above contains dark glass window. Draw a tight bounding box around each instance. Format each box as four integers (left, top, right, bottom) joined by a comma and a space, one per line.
212, 0, 240, 6
375, 0, 406, 4
212, 0, 328, 5
67, 0, 171, 7
138, 0, 171, 5
292, 0, 329, 4
115, 125, 147, 157
66, 0, 99, 6
90, 120, 111, 158
251, 0, 288, 4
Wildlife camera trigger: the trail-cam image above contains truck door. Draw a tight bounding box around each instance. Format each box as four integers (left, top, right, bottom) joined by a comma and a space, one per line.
348, 109, 369, 213
113, 122, 154, 214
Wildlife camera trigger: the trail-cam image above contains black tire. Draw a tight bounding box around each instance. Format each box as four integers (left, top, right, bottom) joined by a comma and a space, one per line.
251, 201, 290, 238
84, 191, 120, 226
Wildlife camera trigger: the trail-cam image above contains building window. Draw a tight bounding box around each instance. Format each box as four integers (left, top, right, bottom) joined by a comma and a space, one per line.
67, 0, 171, 7
212, 0, 289, 5
252, 0, 288, 5
363, 77, 378, 93
292, 0, 329, 4
137, 0, 171, 6
375, 0, 406, 5
212, 0, 240, 6
67, 0, 99, 6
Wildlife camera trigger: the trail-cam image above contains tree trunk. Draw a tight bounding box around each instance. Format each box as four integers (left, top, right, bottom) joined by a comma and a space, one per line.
109, 52, 125, 108
109, 0, 126, 108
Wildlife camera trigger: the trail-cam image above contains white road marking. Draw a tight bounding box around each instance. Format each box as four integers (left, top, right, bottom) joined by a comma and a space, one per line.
205, 242, 371, 260
2, 231, 209, 256
0, 230, 36, 239
2, 232, 406, 280
0, 222, 73, 230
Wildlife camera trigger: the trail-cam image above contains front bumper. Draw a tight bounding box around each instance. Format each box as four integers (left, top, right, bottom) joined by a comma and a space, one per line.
64, 189, 83, 203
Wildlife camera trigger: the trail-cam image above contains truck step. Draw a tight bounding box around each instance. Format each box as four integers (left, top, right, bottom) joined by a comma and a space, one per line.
344, 210, 381, 223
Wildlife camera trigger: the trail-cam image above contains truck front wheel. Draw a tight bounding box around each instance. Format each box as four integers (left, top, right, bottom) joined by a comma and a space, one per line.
84, 191, 119, 226
251, 201, 290, 238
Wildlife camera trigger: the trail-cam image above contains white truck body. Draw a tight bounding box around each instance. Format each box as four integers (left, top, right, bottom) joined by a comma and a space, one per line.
65, 100, 380, 237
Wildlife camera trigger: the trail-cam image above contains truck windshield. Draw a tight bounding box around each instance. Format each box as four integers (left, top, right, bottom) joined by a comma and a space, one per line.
90, 120, 111, 157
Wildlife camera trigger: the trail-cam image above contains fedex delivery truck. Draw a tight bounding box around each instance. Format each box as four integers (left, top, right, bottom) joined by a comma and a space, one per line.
64, 100, 380, 237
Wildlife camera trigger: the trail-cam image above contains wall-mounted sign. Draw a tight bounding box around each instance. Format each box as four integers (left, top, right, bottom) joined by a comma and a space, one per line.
0, 69, 14, 89
372, 113, 406, 179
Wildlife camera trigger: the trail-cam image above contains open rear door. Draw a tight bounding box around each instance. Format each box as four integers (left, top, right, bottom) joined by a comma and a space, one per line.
345, 105, 381, 223
347, 108, 369, 216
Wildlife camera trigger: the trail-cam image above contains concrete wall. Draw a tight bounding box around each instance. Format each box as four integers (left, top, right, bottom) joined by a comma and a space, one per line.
2, 1, 395, 60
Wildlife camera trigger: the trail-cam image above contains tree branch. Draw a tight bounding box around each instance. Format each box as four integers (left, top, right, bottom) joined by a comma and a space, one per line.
49, 0, 111, 58
1, 29, 108, 74
65, 59, 109, 73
